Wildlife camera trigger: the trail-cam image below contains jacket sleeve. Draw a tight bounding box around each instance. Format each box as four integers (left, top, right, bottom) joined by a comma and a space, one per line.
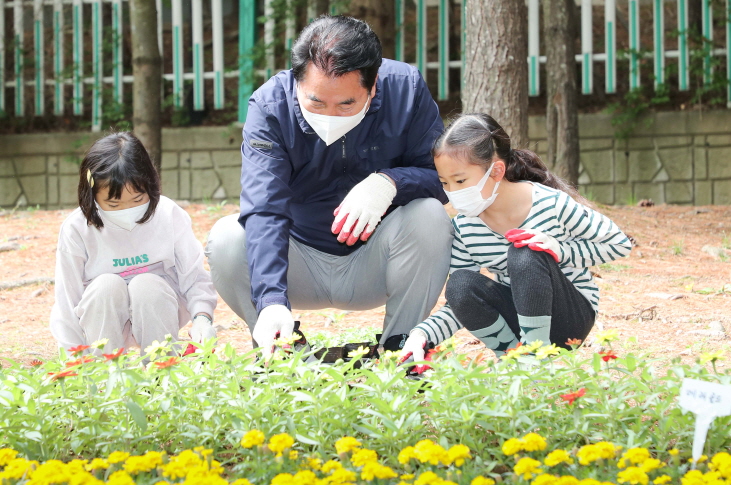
173, 207, 217, 319
239, 94, 294, 313
50, 228, 88, 350
555, 192, 633, 268
378, 69, 447, 206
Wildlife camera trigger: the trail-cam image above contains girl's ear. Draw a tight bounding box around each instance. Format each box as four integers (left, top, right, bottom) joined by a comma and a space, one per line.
491, 159, 507, 181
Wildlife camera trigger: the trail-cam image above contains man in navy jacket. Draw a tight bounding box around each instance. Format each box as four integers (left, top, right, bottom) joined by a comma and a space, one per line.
206, 16, 453, 355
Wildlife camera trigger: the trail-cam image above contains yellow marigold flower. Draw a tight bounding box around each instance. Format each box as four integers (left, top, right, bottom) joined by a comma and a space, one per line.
578, 442, 619, 465
653, 475, 672, 485
617, 466, 649, 485
640, 458, 663, 473
556, 477, 579, 485
351, 448, 378, 467
361, 462, 398, 481
152, 482, 171, 485
502, 438, 524, 456
680, 470, 704, 485
0, 449, 18, 467
414, 471, 441, 485
668, 449, 680, 457
268, 433, 295, 456
292, 470, 318, 485
399, 446, 417, 465
193, 446, 213, 458
85, 458, 109, 471
710, 452, 731, 478
107, 451, 131, 464
231, 480, 253, 485
162, 450, 203, 480
328, 467, 356, 483
522, 433, 548, 452
470, 477, 496, 485
577, 480, 601, 485
335, 437, 362, 455
413, 439, 449, 466
107, 470, 136, 485
270, 473, 295, 485
321, 460, 343, 474
544, 450, 574, 467
514, 457, 543, 480
689, 455, 708, 464
622, 448, 652, 466
702, 471, 725, 485
289, 450, 299, 461
303, 457, 322, 471
447, 444, 471, 467
241, 430, 266, 448
531, 474, 559, 485
0, 458, 38, 479
402, 474, 415, 480
123, 451, 164, 475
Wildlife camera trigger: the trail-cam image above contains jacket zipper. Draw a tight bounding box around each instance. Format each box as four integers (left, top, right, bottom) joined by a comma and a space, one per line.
341, 135, 346, 173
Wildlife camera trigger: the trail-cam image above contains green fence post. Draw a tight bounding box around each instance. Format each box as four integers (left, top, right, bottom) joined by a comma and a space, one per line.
395, 0, 404, 62
438, 0, 448, 100
238, 0, 256, 123
53, 0, 64, 115
417, 0, 426, 79
628, 0, 640, 90
701, 0, 712, 85
34, 0, 44, 116
1, 0, 6, 115
73, 0, 83, 115
91, 0, 102, 131
677, 0, 689, 91
14, 0, 24, 116
605, 0, 616, 93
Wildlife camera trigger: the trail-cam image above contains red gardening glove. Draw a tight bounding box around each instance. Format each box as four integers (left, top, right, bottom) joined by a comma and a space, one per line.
504, 228, 562, 263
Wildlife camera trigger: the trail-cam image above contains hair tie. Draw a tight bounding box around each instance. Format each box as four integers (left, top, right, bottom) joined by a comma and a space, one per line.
86, 170, 94, 188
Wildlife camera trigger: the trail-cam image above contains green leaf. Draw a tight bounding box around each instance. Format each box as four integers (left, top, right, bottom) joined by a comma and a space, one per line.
126, 400, 148, 432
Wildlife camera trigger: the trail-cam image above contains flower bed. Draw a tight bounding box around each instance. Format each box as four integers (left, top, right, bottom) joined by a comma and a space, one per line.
0, 335, 730, 483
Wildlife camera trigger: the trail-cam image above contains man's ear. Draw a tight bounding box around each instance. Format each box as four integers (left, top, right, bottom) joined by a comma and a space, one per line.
491, 159, 507, 182
369, 75, 379, 98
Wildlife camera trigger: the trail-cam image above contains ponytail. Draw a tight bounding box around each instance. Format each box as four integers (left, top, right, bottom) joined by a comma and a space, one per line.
434, 113, 584, 201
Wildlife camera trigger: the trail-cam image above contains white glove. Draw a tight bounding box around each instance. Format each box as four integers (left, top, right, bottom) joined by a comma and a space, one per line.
189, 314, 217, 342
331, 173, 397, 246
505, 228, 563, 263
399, 329, 428, 363
252, 304, 295, 357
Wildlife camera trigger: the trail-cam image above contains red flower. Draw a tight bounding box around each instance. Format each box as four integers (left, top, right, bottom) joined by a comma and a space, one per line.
65, 355, 95, 367
182, 343, 197, 356
103, 348, 125, 361
154, 357, 180, 369
599, 350, 618, 362
29, 359, 44, 367
560, 387, 586, 405
69, 345, 90, 355
49, 369, 79, 381
566, 338, 583, 347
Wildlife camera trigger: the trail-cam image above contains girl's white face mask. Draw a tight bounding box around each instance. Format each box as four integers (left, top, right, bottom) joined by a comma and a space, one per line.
444, 164, 500, 217
298, 88, 370, 146
98, 201, 150, 231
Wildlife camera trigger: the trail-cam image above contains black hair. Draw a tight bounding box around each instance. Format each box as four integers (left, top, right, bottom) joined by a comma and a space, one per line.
78, 132, 161, 229
291, 15, 382, 91
433, 113, 582, 199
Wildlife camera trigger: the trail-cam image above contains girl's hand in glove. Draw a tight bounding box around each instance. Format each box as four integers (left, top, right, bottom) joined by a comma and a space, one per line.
252, 304, 295, 357
399, 329, 428, 364
332, 173, 397, 246
504, 228, 562, 263
189, 314, 217, 342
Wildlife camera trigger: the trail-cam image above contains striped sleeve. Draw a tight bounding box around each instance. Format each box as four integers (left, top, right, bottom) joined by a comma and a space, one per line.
448, 219, 480, 274
556, 192, 633, 268
414, 303, 462, 345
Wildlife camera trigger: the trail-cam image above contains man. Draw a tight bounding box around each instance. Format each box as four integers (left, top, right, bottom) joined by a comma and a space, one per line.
206, 16, 453, 356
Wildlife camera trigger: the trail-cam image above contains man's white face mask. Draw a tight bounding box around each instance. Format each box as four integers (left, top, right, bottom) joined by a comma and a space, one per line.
298, 87, 371, 146
97, 201, 150, 231
444, 163, 500, 217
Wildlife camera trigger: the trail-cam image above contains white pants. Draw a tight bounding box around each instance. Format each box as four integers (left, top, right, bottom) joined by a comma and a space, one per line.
75, 273, 180, 354
206, 198, 454, 343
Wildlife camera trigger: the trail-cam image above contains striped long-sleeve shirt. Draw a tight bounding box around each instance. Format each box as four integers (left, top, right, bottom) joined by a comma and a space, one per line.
414, 182, 632, 345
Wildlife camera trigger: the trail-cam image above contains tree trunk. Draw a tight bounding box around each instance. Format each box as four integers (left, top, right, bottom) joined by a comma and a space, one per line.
130, 0, 162, 172
543, 0, 580, 186
347, 0, 395, 60
462, 0, 528, 148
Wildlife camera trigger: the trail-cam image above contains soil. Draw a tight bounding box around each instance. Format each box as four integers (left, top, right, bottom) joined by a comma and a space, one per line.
1, 202, 730, 369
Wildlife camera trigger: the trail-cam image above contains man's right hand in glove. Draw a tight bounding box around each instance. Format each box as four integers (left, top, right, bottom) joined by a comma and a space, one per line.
252, 304, 295, 357
399, 329, 428, 363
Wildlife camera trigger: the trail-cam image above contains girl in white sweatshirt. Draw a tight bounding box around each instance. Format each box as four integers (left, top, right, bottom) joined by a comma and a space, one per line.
50, 132, 218, 355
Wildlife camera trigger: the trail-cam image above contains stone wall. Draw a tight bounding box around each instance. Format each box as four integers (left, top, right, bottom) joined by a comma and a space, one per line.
1, 110, 730, 208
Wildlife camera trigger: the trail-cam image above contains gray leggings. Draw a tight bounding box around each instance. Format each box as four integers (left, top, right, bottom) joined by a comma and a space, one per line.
446, 245, 595, 350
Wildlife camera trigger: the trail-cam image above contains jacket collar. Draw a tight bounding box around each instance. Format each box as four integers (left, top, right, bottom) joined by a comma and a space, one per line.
292, 72, 383, 135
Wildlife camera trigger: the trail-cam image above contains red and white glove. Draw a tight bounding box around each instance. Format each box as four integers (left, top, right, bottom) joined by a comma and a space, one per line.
332, 173, 397, 246
252, 304, 295, 357
505, 228, 563, 263
399, 329, 428, 363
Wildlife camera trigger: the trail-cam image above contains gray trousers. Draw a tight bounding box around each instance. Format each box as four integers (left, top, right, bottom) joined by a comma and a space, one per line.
205, 198, 454, 343
75, 273, 180, 354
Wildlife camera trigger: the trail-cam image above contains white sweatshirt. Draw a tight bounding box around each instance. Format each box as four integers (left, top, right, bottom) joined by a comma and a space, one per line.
50, 196, 217, 349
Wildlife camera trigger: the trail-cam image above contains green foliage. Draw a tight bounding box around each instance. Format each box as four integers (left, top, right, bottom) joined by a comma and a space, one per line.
606, 84, 670, 141
1, 341, 730, 471
598, 263, 631, 272
671, 240, 685, 256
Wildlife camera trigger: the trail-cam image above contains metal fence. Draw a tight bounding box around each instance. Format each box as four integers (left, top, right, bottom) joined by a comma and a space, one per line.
1, 0, 730, 132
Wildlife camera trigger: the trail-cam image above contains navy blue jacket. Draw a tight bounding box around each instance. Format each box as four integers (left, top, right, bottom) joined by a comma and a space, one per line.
239, 59, 447, 313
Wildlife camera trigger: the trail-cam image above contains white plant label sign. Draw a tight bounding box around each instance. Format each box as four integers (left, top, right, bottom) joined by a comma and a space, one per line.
678, 378, 731, 466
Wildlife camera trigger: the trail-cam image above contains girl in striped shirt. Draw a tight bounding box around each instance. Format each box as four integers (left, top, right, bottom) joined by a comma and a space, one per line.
401, 113, 632, 360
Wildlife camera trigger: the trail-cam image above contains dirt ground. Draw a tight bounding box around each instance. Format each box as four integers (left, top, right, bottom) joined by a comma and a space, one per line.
1, 202, 730, 369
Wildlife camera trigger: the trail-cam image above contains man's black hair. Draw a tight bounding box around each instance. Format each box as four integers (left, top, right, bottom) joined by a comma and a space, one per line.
291, 15, 382, 91
78, 132, 161, 229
